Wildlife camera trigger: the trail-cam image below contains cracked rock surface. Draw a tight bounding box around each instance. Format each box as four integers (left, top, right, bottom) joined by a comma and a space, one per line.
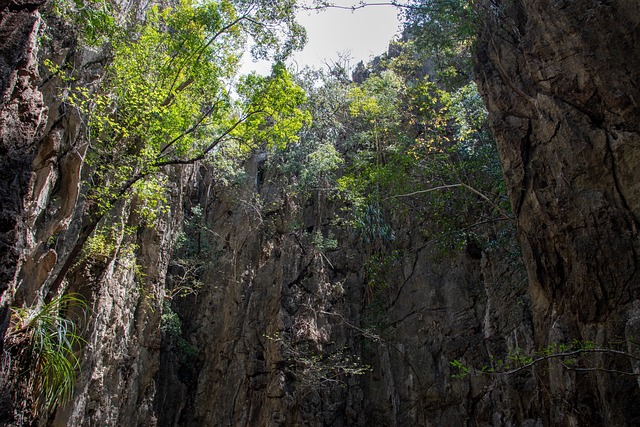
475, 0, 640, 424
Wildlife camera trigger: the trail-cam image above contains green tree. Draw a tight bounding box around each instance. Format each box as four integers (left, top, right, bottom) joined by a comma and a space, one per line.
335, 39, 510, 254
402, 0, 478, 53
268, 67, 350, 197
47, 0, 310, 293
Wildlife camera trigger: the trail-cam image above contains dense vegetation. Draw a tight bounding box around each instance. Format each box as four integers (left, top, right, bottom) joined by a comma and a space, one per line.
4, 0, 516, 417
167, 0, 516, 399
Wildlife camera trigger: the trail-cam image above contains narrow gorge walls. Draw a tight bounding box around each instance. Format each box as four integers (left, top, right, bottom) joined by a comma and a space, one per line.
475, 0, 640, 424
155, 153, 539, 426
2, 0, 640, 425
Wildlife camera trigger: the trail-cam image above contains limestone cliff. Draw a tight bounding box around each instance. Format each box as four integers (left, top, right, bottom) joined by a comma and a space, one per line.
475, 0, 640, 424
0, 0, 47, 352
154, 152, 538, 426
1, 0, 639, 426
0, 1, 188, 424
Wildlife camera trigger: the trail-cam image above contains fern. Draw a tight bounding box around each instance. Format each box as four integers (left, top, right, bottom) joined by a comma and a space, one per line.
5, 294, 87, 415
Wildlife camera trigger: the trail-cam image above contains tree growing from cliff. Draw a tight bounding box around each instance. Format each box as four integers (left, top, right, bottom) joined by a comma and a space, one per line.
46, 0, 311, 294
337, 44, 509, 253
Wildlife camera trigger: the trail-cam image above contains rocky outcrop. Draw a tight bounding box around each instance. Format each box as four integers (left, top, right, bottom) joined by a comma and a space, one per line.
475, 0, 640, 424
153, 150, 541, 426
0, 0, 47, 352
49, 165, 191, 427
0, 2, 190, 425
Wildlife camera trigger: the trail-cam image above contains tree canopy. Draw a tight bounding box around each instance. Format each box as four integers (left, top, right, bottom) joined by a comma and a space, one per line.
46, 0, 311, 292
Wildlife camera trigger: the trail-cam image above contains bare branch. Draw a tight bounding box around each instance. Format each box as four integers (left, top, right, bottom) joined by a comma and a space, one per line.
300, 1, 416, 13
492, 348, 640, 376
387, 183, 514, 222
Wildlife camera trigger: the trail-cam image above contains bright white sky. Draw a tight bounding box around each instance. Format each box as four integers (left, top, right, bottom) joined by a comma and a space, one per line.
240, 1, 402, 75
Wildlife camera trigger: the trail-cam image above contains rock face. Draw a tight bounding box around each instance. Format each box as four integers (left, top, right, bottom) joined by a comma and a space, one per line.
475, 0, 640, 424
1, 0, 640, 426
154, 155, 539, 426
0, 0, 47, 351
0, 2, 189, 425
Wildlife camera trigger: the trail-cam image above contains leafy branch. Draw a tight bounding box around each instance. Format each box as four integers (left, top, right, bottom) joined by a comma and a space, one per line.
450, 341, 640, 379
492, 348, 640, 377
43, 1, 309, 297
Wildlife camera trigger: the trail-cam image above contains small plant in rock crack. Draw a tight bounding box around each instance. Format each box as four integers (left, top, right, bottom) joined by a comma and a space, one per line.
364, 249, 401, 293
450, 359, 470, 379
160, 302, 198, 363
310, 230, 338, 253
265, 332, 370, 390
2, 294, 87, 416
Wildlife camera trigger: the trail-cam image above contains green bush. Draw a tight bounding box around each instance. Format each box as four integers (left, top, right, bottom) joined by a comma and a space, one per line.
4, 294, 87, 415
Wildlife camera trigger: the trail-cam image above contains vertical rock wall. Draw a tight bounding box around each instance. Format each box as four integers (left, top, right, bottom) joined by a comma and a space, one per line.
0, 0, 47, 351
1, 2, 190, 425
156, 153, 541, 426
475, 0, 640, 424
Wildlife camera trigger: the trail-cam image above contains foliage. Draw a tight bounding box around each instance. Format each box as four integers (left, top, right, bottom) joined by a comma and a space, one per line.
364, 250, 401, 291
82, 227, 118, 260
160, 302, 183, 337
234, 62, 311, 150
300, 142, 344, 189
3, 294, 87, 416
450, 339, 640, 379
267, 67, 350, 196
234, 0, 307, 61
449, 358, 470, 379
266, 332, 370, 391
161, 302, 198, 362
353, 203, 396, 248
336, 52, 509, 253
47, 0, 310, 290
310, 230, 338, 252
74, 2, 309, 218
81, 220, 140, 262
47, 0, 119, 46
402, 0, 478, 51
